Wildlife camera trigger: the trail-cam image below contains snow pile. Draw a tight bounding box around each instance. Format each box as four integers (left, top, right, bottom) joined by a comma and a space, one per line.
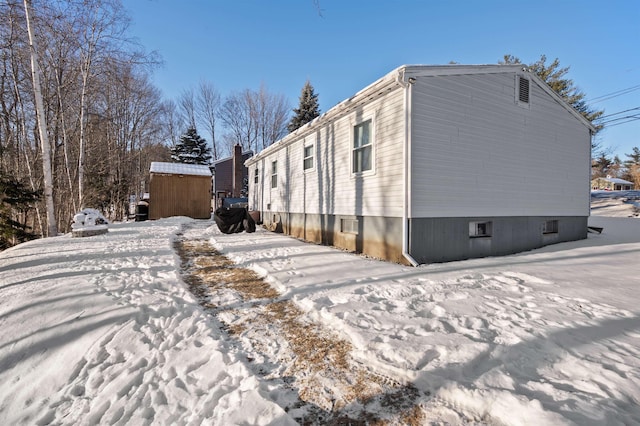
71, 208, 110, 237
0, 210, 639, 424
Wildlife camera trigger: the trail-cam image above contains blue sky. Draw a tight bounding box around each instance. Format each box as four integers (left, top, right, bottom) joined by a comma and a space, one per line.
125, 0, 639, 160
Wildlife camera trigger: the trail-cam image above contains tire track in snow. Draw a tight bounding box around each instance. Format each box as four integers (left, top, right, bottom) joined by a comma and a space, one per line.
175, 233, 430, 425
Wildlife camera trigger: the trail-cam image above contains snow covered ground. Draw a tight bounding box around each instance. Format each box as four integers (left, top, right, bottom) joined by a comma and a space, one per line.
590, 190, 640, 218
0, 195, 639, 425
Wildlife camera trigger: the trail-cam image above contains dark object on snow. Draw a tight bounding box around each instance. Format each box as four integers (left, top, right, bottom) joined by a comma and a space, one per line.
136, 202, 149, 222
588, 226, 603, 234
214, 207, 256, 234
222, 197, 248, 209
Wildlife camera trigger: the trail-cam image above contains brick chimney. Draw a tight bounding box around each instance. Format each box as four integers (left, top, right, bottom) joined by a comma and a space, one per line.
232, 144, 243, 197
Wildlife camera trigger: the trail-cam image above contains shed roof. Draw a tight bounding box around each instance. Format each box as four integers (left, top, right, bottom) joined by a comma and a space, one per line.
150, 162, 212, 177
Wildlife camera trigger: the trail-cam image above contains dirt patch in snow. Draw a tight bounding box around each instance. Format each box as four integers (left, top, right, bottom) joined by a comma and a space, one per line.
175, 238, 427, 425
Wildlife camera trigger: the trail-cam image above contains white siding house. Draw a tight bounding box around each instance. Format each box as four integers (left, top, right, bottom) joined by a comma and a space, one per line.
246, 65, 595, 264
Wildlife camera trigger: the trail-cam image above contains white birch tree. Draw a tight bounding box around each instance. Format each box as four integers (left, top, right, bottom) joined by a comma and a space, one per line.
23, 0, 57, 236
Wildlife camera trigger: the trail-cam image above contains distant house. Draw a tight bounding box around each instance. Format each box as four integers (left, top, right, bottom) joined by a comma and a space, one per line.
591, 176, 634, 191
149, 162, 212, 220
246, 64, 596, 265
212, 145, 253, 208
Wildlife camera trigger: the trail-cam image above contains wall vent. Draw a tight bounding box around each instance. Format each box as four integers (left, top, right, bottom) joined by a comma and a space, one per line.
518, 76, 530, 104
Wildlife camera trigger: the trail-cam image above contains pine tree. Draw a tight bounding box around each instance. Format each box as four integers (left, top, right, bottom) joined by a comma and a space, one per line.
0, 172, 41, 250
622, 147, 640, 187
288, 80, 320, 133
171, 126, 212, 165
591, 153, 613, 178
624, 147, 640, 166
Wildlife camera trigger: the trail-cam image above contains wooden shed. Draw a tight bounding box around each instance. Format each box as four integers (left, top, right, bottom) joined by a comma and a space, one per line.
149, 162, 212, 220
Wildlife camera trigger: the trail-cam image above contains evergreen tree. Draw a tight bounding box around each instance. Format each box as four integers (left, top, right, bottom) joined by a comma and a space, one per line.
622, 147, 640, 187
171, 126, 212, 165
0, 172, 41, 250
624, 147, 640, 166
501, 55, 604, 129
591, 153, 613, 178
288, 80, 320, 133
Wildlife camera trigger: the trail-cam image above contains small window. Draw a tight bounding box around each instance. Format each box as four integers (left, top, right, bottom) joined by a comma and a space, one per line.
303, 144, 314, 171
353, 119, 372, 173
271, 161, 277, 189
469, 221, 492, 238
341, 218, 359, 234
543, 220, 558, 234
254, 168, 259, 184
518, 76, 530, 104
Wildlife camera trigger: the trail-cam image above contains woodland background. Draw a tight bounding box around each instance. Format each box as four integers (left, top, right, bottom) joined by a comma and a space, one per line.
1, 0, 637, 250
0, 0, 294, 247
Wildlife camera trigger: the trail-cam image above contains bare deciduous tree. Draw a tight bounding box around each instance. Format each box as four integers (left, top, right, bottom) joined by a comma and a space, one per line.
196, 80, 221, 160
161, 100, 182, 148
255, 83, 289, 151
23, 0, 57, 236
219, 89, 256, 154
179, 88, 197, 130
219, 85, 289, 156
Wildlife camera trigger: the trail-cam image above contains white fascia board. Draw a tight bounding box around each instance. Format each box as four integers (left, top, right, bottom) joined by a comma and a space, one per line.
402, 63, 525, 78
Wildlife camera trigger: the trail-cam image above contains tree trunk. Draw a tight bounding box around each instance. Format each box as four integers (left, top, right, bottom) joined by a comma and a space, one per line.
23, 0, 57, 236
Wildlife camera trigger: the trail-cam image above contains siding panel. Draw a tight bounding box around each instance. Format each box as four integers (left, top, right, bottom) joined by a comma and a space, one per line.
254, 88, 406, 219
410, 72, 590, 218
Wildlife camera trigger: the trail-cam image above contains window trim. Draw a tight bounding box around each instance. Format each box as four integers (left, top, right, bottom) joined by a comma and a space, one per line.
270, 160, 278, 189
303, 143, 314, 172
254, 167, 259, 184
351, 117, 375, 176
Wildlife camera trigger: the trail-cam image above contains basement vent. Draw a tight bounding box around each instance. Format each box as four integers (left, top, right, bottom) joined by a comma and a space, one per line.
518, 76, 530, 104
341, 218, 359, 234
469, 221, 492, 238
543, 219, 559, 234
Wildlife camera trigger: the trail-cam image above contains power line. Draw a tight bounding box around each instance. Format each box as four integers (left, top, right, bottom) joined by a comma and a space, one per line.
598, 107, 640, 120
588, 84, 640, 103
601, 116, 640, 128
595, 107, 640, 128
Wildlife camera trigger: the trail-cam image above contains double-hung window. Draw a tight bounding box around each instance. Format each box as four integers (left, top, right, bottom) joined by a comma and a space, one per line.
303, 145, 314, 171
353, 119, 372, 173
271, 161, 278, 189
